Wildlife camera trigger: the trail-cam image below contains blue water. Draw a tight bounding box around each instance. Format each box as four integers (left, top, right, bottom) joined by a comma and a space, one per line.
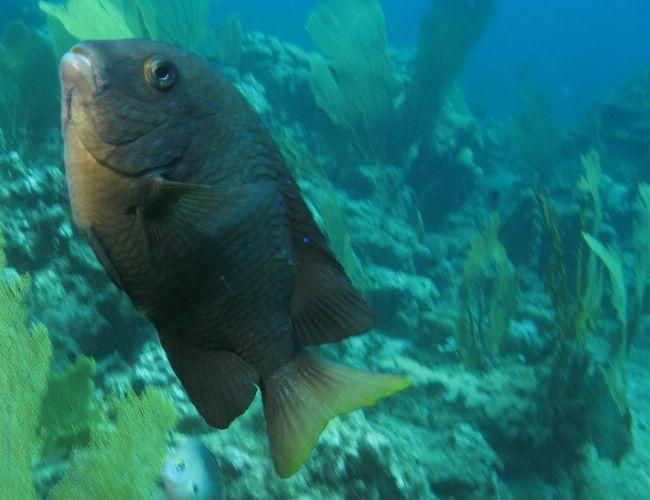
220, 0, 650, 126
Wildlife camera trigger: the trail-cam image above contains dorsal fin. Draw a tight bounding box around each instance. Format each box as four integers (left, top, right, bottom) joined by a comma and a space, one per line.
286, 188, 375, 345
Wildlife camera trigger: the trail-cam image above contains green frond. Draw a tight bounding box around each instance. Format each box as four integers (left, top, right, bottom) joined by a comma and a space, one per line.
51, 387, 177, 499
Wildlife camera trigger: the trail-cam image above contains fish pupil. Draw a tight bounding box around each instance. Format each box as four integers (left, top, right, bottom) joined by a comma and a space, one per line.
147, 58, 177, 90
154, 64, 170, 80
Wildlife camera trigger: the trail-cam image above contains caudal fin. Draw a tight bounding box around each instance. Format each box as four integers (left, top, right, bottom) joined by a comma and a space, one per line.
262, 351, 410, 477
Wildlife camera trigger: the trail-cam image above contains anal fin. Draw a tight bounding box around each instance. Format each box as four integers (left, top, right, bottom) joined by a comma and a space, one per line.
160, 333, 259, 429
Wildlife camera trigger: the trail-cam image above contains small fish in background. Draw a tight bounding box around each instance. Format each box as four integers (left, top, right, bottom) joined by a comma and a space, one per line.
59, 38, 410, 477
162, 439, 220, 500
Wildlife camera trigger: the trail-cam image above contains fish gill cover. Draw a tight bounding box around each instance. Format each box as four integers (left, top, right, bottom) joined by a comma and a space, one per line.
0, 0, 649, 497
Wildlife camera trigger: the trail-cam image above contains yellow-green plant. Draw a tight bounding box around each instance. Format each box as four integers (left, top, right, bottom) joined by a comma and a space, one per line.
51, 387, 177, 499
0, 226, 52, 498
582, 233, 627, 361
306, 0, 397, 162
38, 356, 105, 458
578, 149, 603, 225
534, 151, 637, 466
0, 224, 177, 497
39, 0, 139, 42
456, 216, 518, 370
40, 0, 215, 54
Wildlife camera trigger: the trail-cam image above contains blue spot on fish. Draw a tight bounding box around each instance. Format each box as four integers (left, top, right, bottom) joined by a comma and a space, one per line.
303, 236, 310, 244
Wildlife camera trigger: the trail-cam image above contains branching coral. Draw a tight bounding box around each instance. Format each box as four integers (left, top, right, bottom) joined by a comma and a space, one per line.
456, 216, 517, 370
306, 0, 397, 162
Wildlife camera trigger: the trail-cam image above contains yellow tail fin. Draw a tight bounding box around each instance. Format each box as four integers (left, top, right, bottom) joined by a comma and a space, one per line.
262, 351, 411, 477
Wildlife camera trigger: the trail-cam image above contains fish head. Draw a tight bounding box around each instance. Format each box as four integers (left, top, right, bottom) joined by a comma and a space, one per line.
60, 39, 216, 177
162, 439, 219, 500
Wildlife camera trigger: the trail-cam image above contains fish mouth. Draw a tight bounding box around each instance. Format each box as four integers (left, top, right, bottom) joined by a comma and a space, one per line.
60, 43, 109, 121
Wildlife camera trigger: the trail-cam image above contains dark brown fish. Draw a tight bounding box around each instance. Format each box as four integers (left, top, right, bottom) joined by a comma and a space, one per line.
59, 39, 409, 477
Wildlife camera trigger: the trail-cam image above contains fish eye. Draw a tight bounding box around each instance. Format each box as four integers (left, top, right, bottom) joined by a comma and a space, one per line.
175, 459, 186, 472
146, 57, 177, 90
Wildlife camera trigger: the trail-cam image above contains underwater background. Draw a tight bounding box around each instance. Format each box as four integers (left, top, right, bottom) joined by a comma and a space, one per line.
1, 0, 649, 498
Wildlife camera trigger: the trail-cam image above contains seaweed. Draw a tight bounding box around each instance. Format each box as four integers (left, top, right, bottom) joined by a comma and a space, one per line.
401, 0, 497, 141
305, 0, 496, 163
39, 0, 140, 44
533, 151, 635, 472
0, 226, 52, 499
50, 387, 177, 499
40, 0, 216, 54
38, 356, 105, 458
306, 0, 397, 162
0, 225, 177, 497
629, 183, 650, 350
456, 216, 518, 370
137, 0, 214, 52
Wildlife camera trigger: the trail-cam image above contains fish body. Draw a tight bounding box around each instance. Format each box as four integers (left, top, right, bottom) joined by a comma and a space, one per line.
162, 439, 220, 500
60, 39, 410, 477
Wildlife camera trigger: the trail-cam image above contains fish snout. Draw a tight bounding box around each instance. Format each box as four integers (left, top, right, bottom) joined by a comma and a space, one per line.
60, 43, 109, 95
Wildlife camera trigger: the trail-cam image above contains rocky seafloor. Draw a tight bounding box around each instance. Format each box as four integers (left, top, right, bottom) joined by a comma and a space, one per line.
2, 31, 649, 499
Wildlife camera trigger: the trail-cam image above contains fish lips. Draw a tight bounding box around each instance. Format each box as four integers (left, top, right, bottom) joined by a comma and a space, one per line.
60, 43, 108, 122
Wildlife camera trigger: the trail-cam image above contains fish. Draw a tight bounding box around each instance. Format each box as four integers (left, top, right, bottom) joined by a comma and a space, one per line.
162, 439, 220, 500
59, 39, 410, 477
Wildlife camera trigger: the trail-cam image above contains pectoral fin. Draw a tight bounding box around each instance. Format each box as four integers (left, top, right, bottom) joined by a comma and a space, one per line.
138, 178, 275, 265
